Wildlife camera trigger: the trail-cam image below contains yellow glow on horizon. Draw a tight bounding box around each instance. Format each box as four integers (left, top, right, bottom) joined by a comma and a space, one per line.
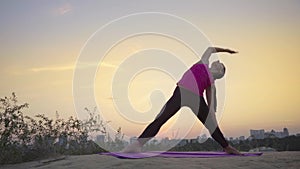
1, 2, 299, 138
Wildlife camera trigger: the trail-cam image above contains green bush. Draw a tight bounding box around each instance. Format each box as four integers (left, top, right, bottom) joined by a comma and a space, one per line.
0, 93, 106, 164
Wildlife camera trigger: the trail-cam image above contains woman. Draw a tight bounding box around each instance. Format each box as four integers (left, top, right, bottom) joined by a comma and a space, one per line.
123, 47, 241, 155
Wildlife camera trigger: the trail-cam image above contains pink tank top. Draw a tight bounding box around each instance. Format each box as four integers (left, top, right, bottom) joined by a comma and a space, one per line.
177, 63, 213, 96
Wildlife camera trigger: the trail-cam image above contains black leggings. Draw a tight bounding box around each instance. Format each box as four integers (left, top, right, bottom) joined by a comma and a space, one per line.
138, 86, 229, 148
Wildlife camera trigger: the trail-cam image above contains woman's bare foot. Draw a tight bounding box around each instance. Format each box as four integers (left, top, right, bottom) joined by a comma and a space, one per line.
121, 141, 142, 153
224, 145, 242, 155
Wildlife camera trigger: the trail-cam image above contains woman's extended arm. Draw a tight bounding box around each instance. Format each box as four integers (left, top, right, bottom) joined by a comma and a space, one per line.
199, 47, 238, 64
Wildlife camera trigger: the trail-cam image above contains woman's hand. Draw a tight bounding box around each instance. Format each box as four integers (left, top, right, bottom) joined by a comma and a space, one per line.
199, 47, 238, 64
224, 145, 243, 155
225, 49, 238, 54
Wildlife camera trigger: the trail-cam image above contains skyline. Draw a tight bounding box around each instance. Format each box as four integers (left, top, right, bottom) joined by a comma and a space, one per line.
1, 1, 300, 138
105, 127, 295, 141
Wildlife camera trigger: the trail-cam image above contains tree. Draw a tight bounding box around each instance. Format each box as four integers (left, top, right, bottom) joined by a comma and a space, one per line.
0, 93, 30, 163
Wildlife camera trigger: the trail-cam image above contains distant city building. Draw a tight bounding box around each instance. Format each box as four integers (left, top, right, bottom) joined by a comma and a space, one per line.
265, 128, 289, 138
250, 128, 289, 139
283, 128, 289, 135
239, 136, 245, 141
250, 129, 265, 139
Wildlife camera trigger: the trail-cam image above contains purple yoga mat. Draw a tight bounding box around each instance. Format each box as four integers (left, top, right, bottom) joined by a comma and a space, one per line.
100, 151, 263, 159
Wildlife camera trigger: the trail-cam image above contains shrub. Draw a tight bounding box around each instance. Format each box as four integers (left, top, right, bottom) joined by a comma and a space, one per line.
0, 93, 106, 164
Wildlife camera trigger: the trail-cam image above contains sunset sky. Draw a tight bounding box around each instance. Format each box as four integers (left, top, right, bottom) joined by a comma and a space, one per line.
1, 0, 299, 140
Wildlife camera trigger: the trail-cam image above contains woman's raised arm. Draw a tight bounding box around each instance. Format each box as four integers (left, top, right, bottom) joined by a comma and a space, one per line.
199, 47, 238, 64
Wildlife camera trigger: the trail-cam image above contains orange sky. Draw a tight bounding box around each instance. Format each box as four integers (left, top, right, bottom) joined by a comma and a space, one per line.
0, 1, 299, 139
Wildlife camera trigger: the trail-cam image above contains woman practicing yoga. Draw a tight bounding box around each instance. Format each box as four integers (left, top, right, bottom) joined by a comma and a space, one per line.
123, 47, 241, 155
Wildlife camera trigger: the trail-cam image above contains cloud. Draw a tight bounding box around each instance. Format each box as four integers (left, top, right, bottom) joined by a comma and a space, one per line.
100, 62, 118, 69
52, 3, 73, 16
29, 62, 117, 73
76, 61, 118, 69
30, 64, 74, 72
